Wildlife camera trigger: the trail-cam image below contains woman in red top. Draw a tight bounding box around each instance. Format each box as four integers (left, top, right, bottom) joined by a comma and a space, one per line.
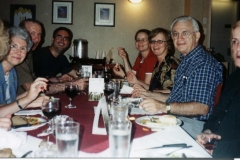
114, 29, 157, 84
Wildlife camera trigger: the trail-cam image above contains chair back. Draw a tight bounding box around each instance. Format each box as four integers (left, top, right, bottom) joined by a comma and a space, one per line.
213, 83, 223, 112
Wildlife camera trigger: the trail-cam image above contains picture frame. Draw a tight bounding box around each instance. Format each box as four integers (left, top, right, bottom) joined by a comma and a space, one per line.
52, 1, 73, 24
10, 4, 36, 26
94, 3, 115, 27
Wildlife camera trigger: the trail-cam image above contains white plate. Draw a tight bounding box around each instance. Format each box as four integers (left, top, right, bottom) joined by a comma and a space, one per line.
135, 115, 182, 129
12, 117, 47, 132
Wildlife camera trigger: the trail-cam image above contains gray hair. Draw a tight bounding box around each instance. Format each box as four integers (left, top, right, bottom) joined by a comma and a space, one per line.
170, 16, 199, 32
8, 27, 33, 52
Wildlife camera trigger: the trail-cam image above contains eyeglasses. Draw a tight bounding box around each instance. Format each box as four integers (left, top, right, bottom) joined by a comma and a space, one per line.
55, 35, 70, 42
149, 40, 168, 45
9, 44, 28, 54
171, 31, 195, 40
135, 39, 148, 43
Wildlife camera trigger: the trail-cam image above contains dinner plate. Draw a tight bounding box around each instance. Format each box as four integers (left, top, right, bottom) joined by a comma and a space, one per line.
135, 115, 182, 129
12, 117, 47, 132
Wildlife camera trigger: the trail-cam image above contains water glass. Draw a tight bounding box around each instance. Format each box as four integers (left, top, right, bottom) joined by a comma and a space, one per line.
55, 121, 80, 157
108, 120, 132, 157
34, 149, 56, 158
111, 102, 128, 122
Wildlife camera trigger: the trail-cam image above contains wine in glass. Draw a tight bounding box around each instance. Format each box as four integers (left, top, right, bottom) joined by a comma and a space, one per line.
104, 81, 115, 103
42, 98, 59, 133
65, 83, 79, 108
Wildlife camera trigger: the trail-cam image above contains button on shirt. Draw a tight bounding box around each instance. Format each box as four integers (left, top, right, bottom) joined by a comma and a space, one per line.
166, 45, 223, 121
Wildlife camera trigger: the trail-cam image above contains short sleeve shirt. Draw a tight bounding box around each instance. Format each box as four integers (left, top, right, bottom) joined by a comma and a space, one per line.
166, 45, 223, 121
132, 51, 158, 82
33, 46, 73, 78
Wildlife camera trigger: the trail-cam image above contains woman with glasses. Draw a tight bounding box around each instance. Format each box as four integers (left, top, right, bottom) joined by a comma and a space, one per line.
0, 26, 48, 125
113, 29, 157, 85
131, 28, 180, 99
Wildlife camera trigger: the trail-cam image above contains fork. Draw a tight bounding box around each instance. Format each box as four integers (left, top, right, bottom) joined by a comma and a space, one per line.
165, 145, 192, 156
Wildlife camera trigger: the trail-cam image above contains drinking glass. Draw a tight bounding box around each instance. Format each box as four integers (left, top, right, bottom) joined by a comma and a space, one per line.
203, 136, 219, 150
42, 98, 59, 133
55, 121, 80, 157
34, 149, 56, 158
65, 83, 79, 108
104, 81, 115, 103
108, 120, 132, 157
111, 102, 129, 122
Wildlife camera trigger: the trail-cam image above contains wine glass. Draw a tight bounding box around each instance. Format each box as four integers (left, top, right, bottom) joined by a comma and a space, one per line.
65, 83, 79, 108
104, 81, 115, 106
42, 98, 59, 133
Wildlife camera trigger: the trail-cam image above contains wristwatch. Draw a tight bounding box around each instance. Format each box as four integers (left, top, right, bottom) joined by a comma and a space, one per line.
166, 103, 171, 114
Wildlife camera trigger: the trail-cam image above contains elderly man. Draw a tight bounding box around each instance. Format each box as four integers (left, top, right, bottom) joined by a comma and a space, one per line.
196, 21, 240, 158
33, 27, 78, 79
140, 16, 223, 138
16, 20, 86, 95
15, 19, 43, 94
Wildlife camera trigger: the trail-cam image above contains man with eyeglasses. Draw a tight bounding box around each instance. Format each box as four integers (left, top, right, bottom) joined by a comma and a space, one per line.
140, 16, 223, 138
33, 27, 78, 79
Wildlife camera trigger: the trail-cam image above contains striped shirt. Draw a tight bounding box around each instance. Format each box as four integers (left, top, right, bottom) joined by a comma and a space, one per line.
166, 45, 223, 121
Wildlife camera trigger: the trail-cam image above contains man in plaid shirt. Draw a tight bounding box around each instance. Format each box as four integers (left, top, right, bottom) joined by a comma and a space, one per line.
140, 16, 222, 138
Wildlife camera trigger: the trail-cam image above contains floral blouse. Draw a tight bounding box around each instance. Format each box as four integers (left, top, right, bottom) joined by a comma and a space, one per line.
149, 54, 180, 91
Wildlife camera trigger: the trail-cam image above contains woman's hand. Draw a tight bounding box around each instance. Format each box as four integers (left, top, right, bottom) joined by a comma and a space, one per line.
126, 71, 138, 84
118, 47, 127, 60
113, 65, 125, 78
0, 114, 12, 131
132, 84, 148, 98
26, 78, 48, 101
26, 95, 50, 108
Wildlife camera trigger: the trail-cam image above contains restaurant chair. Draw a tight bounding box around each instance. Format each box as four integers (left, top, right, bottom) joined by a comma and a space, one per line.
213, 83, 223, 112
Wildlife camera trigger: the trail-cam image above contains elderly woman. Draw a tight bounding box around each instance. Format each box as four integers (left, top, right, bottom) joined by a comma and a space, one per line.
131, 28, 180, 99
113, 29, 157, 84
0, 26, 48, 130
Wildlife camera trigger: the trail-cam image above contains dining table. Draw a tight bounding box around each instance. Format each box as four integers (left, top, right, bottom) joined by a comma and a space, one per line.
15, 92, 212, 158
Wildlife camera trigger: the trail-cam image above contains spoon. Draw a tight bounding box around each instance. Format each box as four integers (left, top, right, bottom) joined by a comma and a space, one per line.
21, 150, 33, 158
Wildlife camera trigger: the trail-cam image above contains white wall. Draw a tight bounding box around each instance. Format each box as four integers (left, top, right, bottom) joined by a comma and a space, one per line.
0, 0, 211, 65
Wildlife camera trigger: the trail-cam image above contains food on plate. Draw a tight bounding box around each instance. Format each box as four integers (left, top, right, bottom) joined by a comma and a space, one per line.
26, 117, 40, 125
159, 115, 177, 125
11, 116, 28, 126
11, 116, 41, 126
140, 115, 177, 127
0, 148, 16, 158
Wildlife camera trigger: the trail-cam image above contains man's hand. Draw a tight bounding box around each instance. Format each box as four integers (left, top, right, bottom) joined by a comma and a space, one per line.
140, 98, 165, 113
196, 130, 221, 155
73, 78, 88, 91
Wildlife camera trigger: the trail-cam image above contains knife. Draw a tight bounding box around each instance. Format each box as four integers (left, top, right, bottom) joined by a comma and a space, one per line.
135, 143, 187, 151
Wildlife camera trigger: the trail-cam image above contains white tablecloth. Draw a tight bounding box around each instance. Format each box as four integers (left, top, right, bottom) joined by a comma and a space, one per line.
17, 126, 211, 158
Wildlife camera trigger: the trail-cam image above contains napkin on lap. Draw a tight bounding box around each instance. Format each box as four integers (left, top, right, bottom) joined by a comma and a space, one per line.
0, 128, 27, 149
120, 85, 134, 94
14, 109, 43, 116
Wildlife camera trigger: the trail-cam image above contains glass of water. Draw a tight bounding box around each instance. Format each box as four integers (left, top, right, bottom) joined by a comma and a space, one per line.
55, 121, 80, 157
108, 120, 132, 157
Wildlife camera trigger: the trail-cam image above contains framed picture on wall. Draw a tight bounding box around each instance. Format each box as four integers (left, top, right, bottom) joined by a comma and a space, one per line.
10, 4, 36, 26
94, 3, 115, 27
52, 1, 73, 24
